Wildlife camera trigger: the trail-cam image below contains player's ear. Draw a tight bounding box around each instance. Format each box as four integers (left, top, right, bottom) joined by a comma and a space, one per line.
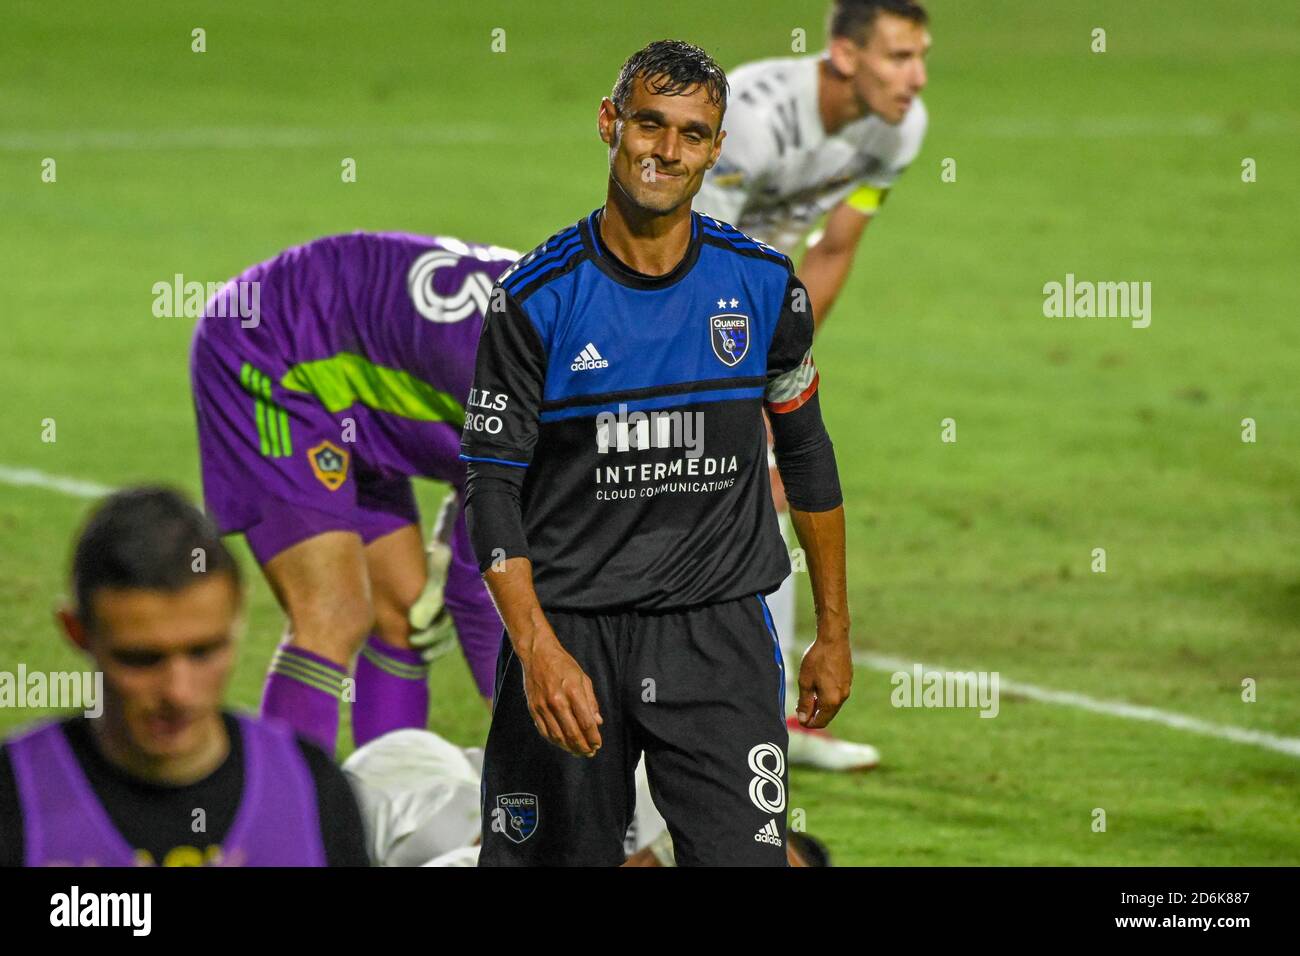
707, 128, 726, 168
597, 98, 618, 146
56, 601, 90, 653
826, 35, 859, 78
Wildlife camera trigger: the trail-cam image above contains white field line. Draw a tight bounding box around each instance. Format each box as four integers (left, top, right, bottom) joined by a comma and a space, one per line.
855, 652, 1300, 759
0, 465, 114, 499
4, 464, 1297, 760
1, 114, 1297, 152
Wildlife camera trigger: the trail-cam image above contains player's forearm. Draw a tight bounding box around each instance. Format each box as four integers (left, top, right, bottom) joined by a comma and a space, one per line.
481, 557, 560, 662
799, 252, 854, 329
462, 463, 560, 662
788, 504, 850, 641
768, 390, 846, 631
798, 242, 858, 332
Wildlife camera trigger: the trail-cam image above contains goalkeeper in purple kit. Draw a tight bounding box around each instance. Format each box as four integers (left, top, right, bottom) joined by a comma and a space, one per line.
189, 231, 517, 754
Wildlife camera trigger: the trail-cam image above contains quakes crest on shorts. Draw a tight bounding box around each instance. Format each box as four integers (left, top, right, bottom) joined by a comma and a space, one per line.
496, 793, 539, 844
709, 312, 750, 367
307, 440, 350, 491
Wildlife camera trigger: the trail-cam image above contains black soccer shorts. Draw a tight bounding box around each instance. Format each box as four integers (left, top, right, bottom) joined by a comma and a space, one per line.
478, 593, 791, 867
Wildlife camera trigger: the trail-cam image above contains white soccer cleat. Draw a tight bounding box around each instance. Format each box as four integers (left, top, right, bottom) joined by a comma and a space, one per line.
786, 717, 881, 771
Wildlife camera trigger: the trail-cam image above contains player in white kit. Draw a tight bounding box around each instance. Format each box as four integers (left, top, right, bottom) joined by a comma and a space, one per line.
695, 0, 931, 771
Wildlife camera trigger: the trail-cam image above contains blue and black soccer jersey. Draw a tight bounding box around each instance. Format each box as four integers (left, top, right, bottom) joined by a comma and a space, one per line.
460, 208, 821, 612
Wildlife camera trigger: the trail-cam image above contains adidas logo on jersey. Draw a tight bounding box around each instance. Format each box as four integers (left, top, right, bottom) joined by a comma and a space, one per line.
571, 343, 609, 371
754, 819, 783, 847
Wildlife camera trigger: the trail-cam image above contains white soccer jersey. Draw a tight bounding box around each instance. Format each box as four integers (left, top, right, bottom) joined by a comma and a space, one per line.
341, 729, 481, 867
695, 54, 927, 256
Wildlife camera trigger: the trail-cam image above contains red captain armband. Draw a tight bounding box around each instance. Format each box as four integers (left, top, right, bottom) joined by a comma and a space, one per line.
764, 355, 820, 414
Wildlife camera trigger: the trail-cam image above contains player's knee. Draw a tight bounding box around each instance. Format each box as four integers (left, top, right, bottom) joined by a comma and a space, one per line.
371, 594, 415, 648
288, 592, 376, 661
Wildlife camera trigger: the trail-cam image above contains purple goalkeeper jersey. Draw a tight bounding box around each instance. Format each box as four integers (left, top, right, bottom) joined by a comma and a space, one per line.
217, 231, 519, 483
190, 232, 519, 698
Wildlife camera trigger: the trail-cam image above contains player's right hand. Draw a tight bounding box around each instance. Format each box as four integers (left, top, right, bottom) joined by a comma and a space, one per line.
520, 637, 603, 758
796, 627, 852, 729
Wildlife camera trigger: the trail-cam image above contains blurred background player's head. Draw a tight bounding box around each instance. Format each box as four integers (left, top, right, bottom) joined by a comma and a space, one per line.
58, 486, 243, 769
600, 39, 729, 216
825, 0, 930, 124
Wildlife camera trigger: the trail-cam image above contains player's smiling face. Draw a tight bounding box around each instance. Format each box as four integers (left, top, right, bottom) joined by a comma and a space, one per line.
68, 576, 240, 762
599, 75, 725, 215
834, 12, 930, 125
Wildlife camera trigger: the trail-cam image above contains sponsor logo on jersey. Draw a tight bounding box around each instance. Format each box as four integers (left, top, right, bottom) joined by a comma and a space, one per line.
307, 440, 350, 491
709, 310, 750, 367
571, 342, 609, 371
496, 793, 539, 844
407, 240, 518, 324
465, 388, 508, 435
754, 818, 783, 847
595, 403, 704, 457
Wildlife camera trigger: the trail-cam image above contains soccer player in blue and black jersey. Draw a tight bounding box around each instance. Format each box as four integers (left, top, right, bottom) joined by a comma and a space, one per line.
461, 40, 852, 866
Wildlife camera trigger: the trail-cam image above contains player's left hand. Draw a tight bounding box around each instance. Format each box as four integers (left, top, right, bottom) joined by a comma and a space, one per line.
408, 540, 456, 665
796, 622, 852, 729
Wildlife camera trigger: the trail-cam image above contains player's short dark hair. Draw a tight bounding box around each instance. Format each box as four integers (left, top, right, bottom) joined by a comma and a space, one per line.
788, 832, 833, 867
610, 39, 729, 127
828, 0, 929, 44
71, 485, 241, 627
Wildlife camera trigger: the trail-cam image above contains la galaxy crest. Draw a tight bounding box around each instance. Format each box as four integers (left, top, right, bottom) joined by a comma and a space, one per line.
496, 793, 539, 844
709, 309, 750, 367
308, 440, 350, 491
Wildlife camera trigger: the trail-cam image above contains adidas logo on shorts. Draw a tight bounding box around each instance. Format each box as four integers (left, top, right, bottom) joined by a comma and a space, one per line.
754, 819, 783, 847
571, 342, 609, 371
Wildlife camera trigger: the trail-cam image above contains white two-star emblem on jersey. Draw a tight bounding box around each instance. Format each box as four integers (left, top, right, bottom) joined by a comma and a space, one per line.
717, 297, 741, 309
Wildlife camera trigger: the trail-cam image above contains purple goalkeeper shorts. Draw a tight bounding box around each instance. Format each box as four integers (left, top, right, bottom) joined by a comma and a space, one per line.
190, 321, 419, 565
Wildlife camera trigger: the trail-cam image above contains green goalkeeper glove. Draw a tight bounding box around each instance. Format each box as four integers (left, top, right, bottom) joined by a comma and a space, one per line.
408, 495, 459, 665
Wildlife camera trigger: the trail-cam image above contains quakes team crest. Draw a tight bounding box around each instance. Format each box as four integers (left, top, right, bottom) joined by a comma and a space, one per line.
496, 793, 539, 844
307, 440, 350, 491
709, 312, 750, 367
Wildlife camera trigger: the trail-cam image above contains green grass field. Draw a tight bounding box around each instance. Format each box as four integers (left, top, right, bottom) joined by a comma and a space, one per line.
2, 0, 1298, 865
